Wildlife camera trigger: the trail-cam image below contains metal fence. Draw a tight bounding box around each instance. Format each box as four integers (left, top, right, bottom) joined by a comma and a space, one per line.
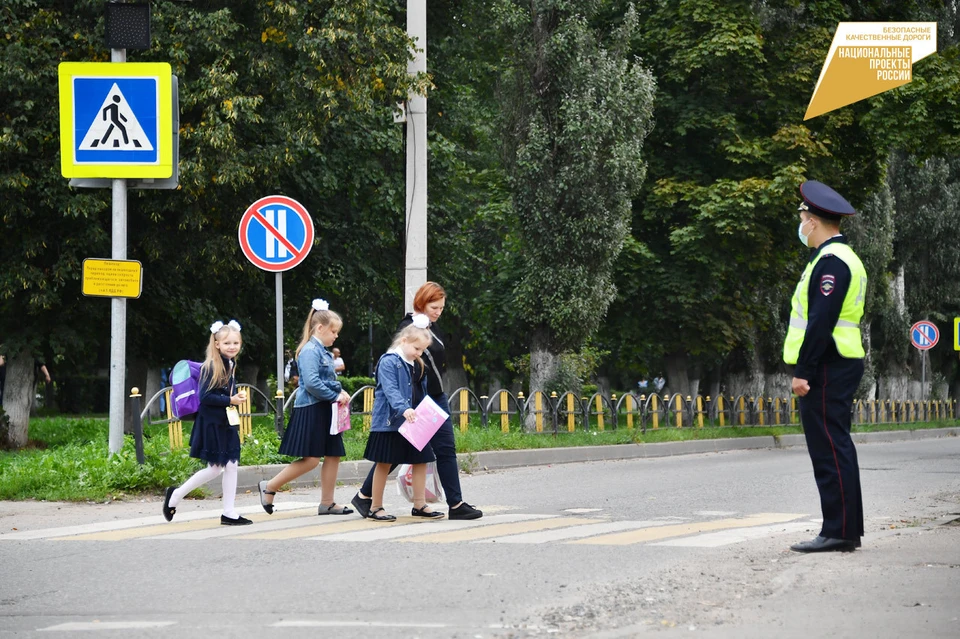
135, 384, 959, 450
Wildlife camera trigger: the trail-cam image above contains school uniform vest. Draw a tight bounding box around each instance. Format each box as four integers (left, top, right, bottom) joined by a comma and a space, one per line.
783, 242, 867, 364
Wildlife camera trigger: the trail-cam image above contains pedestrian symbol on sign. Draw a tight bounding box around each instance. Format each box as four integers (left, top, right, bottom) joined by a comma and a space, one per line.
78, 83, 154, 152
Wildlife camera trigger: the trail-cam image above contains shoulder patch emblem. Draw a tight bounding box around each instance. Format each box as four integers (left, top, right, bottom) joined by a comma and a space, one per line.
820, 274, 836, 296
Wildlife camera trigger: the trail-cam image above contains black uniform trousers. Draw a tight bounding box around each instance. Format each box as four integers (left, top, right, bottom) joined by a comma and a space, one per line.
797, 357, 865, 541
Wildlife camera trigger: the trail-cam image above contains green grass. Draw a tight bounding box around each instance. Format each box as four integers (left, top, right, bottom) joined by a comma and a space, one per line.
0, 414, 956, 502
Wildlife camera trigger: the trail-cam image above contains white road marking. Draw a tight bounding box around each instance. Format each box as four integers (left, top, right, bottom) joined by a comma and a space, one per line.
311, 514, 550, 542
563, 508, 604, 513
1, 503, 317, 540
272, 620, 448, 628
475, 519, 673, 544
651, 521, 817, 547
38, 621, 175, 631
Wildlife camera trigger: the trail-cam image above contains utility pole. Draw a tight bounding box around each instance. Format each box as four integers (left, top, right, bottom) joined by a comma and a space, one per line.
404, 0, 427, 313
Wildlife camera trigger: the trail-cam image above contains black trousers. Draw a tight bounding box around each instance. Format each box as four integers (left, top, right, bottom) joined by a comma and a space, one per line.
798, 358, 865, 541
360, 393, 463, 507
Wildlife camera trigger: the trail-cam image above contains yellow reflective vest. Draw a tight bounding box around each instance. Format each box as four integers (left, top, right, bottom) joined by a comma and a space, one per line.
783, 242, 867, 365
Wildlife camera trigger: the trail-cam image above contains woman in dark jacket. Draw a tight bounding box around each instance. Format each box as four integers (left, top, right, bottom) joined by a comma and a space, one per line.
352, 282, 483, 520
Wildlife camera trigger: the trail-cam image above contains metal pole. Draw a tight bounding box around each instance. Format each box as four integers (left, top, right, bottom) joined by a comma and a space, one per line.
275, 272, 285, 435
108, 46, 128, 455
403, 0, 427, 313
130, 387, 144, 464
921, 349, 927, 402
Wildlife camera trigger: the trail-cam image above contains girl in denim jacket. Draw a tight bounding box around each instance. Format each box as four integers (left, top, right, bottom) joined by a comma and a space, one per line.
362, 319, 443, 521
259, 299, 353, 516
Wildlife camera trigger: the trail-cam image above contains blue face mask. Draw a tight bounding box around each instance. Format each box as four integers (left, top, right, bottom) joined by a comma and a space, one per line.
797, 219, 811, 247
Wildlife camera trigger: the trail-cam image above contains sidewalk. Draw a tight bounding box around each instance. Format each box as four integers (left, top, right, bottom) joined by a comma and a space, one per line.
234, 426, 960, 492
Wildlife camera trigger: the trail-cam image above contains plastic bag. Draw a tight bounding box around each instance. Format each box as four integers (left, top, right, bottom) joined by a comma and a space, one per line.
396, 461, 444, 503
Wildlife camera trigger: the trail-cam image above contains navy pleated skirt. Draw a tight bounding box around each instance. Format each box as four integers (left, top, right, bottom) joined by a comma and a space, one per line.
364, 431, 435, 465
278, 401, 345, 458
189, 416, 241, 467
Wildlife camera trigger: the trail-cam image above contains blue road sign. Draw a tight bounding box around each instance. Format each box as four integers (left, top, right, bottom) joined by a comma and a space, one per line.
910, 320, 939, 351
58, 62, 173, 179
238, 196, 314, 272
73, 77, 159, 164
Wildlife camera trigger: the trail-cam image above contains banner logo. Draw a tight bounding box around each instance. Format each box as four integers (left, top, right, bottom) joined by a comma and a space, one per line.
804, 22, 937, 120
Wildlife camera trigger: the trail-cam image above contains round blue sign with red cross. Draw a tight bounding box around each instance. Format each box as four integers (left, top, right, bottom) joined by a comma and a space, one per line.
238, 195, 314, 272
910, 320, 939, 351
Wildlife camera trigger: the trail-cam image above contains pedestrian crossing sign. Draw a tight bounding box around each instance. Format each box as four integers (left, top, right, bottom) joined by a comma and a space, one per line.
58, 62, 173, 178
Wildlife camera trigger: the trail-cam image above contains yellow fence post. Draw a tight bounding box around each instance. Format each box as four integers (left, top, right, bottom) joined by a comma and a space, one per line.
566, 394, 575, 432
535, 392, 544, 433
739, 397, 746, 426
718, 395, 725, 427
500, 391, 509, 433
651, 394, 659, 429
164, 388, 183, 449
459, 389, 470, 433
236, 384, 252, 444
625, 394, 634, 430
363, 387, 374, 430
697, 396, 704, 428
596, 395, 605, 431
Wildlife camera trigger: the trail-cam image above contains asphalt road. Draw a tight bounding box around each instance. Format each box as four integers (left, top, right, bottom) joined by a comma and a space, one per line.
1, 437, 959, 638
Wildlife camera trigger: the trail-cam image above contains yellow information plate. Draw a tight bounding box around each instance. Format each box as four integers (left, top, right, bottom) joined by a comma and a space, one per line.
82, 259, 143, 299
59, 62, 173, 178
955, 317, 960, 351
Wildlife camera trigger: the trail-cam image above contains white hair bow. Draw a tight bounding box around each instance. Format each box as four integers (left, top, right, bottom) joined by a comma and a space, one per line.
411, 313, 430, 329
211, 320, 242, 334
312, 298, 329, 311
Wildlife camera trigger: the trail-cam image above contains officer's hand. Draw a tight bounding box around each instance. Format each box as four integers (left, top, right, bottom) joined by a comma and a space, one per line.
791, 377, 810, 397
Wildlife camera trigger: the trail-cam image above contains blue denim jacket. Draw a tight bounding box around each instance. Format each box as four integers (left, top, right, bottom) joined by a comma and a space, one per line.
370, 352, 427, 433
294, 337, 341, 408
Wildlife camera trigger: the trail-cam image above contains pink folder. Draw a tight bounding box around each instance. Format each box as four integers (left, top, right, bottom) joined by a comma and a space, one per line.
398, 395, 450, 451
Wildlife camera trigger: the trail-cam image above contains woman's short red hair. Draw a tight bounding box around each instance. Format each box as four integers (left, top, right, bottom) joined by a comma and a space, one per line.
413, 281, 446, 312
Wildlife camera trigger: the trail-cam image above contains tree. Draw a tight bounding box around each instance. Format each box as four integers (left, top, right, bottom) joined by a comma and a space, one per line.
497, 0, 656, 395
0, 0, 421, 447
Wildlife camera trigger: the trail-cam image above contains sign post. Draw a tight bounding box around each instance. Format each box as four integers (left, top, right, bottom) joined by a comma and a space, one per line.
59, 54, 174, 454
238, 195, 315, 434
910, 320, 939, 401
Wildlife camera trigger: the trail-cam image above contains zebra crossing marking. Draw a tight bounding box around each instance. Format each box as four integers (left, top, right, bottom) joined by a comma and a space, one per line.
400, 516, 598, 544
651, 520, 816, 547
3, 507, 811, 548
475, 519, 673, 544
311, 514, 549, 542
569, 513, 807, 545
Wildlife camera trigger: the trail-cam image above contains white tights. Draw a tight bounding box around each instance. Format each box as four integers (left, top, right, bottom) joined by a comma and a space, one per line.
170, 461, 240, 519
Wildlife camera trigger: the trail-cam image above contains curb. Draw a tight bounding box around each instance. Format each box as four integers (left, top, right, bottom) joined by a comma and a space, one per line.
235, 426, 960, 492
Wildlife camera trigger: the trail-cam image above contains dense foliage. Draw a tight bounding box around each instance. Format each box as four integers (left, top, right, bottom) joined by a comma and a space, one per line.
2, 0, 960, 448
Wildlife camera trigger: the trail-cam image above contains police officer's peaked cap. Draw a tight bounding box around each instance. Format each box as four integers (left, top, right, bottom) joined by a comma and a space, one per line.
798, 180, 856, 217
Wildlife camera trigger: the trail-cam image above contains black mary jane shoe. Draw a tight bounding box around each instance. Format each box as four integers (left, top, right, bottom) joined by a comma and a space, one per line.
368, 507, 396, 522
258, 480, 275, 515
220, 514, 254, 526
411, 505, 445, 519
162, 487, 176, 522
789, 535, 857, 553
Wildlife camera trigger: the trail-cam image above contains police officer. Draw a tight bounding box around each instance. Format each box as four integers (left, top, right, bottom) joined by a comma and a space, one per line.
783, 180, 867, 553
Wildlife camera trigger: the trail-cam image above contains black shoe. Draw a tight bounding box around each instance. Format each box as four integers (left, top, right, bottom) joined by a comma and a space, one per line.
412, 505, 445, 519
351, 493, 372, 519
448, 502, 483, 520
162, 487, 176, 522
790, 535, 857, 553
258, 480, 275, 515
220, 514, 253, 526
